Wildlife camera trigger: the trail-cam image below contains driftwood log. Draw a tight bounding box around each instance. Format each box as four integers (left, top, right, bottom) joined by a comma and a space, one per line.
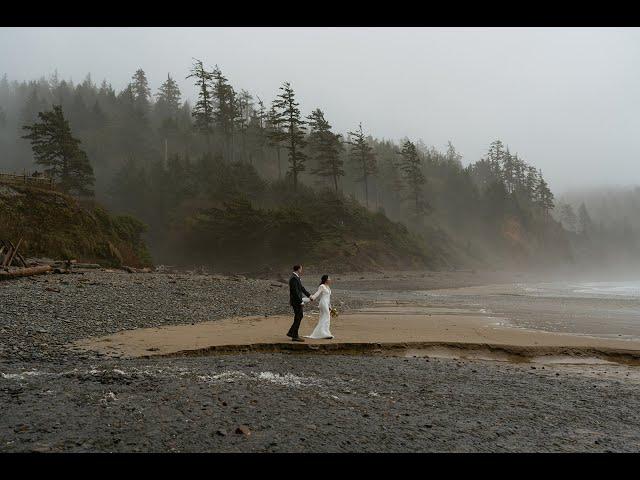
1, 238, 28, 268
0, 265, 52, 280
8, 239, 28, 267
6, 238, 23, 268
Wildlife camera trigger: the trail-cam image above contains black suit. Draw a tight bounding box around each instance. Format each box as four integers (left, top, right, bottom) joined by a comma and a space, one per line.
287, 273, 311, 338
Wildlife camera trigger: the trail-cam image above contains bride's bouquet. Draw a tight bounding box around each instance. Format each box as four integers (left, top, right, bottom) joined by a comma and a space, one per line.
330, 307, 338, 318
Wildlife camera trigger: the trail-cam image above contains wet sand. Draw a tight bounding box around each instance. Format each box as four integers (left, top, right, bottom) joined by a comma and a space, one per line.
73, 300, 640, 364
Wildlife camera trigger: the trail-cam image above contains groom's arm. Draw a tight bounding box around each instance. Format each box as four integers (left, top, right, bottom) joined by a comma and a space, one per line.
297, 277, 311, 299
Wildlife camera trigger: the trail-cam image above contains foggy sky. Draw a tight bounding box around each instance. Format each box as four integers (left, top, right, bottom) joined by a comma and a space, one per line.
1, 27, 639, 192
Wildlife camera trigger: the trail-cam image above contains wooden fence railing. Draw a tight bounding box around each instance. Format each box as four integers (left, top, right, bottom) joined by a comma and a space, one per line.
0, 172, 55, 190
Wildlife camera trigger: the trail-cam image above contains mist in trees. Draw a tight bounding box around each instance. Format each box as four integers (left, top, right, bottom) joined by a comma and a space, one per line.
554, 187, 640, 269
3, 61, 634, 271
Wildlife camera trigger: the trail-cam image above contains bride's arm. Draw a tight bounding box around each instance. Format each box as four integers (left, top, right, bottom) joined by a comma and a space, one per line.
310, 285, 323, 301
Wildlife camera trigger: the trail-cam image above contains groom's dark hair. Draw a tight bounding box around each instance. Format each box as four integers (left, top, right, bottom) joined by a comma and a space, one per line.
293, 265, 302, 271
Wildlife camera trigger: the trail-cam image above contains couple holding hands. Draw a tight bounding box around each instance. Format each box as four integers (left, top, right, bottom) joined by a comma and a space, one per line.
286, 264, 335, 342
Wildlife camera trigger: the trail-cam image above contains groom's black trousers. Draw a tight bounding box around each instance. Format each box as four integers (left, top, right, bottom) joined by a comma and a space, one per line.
287, 304, 304, 338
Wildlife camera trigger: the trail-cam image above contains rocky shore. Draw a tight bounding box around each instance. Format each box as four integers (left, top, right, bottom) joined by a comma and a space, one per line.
0, 269, 367, 363
3, 353, 640, 452
2, 269, 640, 452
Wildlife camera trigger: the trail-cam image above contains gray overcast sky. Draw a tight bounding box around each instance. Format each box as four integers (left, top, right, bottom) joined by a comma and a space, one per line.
1, 27, 639, 192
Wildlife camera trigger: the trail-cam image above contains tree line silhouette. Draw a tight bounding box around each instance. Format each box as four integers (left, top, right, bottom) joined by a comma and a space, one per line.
1, 62, 614, 270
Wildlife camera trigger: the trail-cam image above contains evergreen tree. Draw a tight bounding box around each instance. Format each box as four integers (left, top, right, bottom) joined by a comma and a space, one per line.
247, 97, 268, 166
272, 82, 307, 190
524, 165, 539, 202
445, 141, 462, 165
0, 74, 11, 105
22, 105, 94, 196
578, 202, 594, 235
487, 139, 506, 177
535, 170, 554, 214
375, 140, 405, 215
307, 108, 344, 192
98, 79, 116, 101
347, 123, 377, 207
266, 101, 286, 178
155, 73, 182, 162
398, 140, 427, 215
212, 66, 238, 161
130, 69, 152, 114
155, 73, 181, 119
469, 158, 497, 191
235, 89, 253, 162
558, 203, 577, 232
187, 59, 214, 148
502, 148, 515, 193
511, 153, 526, 192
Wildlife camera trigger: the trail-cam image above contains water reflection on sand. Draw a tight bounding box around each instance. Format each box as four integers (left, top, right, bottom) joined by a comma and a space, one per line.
337, 280, 640, 340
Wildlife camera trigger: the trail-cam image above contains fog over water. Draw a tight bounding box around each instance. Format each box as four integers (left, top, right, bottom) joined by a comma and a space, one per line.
1, 27, 639, 192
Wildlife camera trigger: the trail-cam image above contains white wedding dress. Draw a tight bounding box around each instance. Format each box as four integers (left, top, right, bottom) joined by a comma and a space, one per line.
305, 284, 333, 339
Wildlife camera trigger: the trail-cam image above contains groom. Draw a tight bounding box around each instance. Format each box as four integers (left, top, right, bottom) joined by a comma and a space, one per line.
287, 264, 312, 342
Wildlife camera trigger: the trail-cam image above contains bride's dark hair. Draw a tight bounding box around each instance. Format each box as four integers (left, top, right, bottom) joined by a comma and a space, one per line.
320, 274, 329, 285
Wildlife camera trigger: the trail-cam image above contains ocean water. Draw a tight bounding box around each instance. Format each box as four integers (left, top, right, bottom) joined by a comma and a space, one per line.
502, 280, 640, 339
341, 280, 640, 339
518, 281, 640, 299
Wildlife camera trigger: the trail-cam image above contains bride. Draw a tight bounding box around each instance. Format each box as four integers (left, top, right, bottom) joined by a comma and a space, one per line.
304, 275, 334, 339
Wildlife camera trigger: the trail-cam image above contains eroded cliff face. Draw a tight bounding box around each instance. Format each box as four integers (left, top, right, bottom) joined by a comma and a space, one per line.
0, 183, 151, 267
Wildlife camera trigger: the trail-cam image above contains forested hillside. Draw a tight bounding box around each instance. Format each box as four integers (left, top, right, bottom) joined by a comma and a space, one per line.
0, 64, 578, 271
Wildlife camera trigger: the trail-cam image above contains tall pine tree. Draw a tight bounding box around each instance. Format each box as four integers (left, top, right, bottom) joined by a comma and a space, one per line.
187, 59, 214, 150
347, 123, 377, 207
272, 82, 307, 190
22, 105, 95, 196
266, 101, 287, 179
212, 66, 238, 161
535, 170, 554, 215
307, 108, 344, 193
155, 73, 181, 119
130, 69, 152, 115
398, 140, 427, 215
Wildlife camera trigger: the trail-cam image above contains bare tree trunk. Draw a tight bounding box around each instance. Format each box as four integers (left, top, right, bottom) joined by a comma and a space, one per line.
164, 138, 168, 165
277, 148, 282, 179
364, 174, 369, 209
242, 134, 247, 163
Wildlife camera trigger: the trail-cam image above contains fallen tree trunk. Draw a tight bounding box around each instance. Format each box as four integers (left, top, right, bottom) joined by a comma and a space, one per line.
72, 263, 102, 269
0, 265, 52, 280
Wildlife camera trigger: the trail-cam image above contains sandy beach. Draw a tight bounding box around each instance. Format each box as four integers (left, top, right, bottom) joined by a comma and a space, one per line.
73, 300, 640, 363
